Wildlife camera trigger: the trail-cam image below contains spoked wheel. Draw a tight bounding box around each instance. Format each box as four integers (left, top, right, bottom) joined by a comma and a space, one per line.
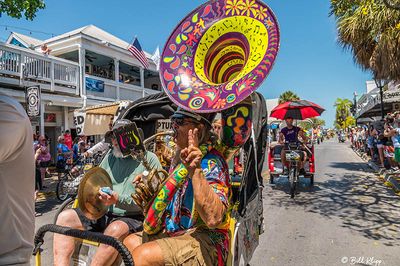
289, 168, 297, 198
290, 181, 297, 198
53, 197, 75, 224
56, 174, 70, 201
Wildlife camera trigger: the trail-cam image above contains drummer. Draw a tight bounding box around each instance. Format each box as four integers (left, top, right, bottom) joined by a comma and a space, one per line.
53, 119, 162, 266
123, 109, 231, 266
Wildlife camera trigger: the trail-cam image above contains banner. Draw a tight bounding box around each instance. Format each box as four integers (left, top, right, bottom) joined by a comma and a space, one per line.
86, 77, 104, 93
73, 111, 86, 136
25, 86, 41, 117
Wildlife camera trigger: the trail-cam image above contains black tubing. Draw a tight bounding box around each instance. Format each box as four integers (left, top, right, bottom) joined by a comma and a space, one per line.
33, 224, 134, 266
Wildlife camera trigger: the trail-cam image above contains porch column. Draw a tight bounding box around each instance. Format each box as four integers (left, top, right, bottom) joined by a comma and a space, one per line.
63, 106, 69, 130
40, 101, 45, 136
78, 46, 86, 106
140, 67, 145, 97
114, 58, 120, 100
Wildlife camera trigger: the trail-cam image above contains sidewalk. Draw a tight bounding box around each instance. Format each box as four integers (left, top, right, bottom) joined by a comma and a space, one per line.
353, 149, 400, 194
35, 173, 61, 216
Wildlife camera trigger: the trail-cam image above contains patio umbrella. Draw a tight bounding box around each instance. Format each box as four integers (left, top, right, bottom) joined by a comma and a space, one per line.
270, 100, 325, 120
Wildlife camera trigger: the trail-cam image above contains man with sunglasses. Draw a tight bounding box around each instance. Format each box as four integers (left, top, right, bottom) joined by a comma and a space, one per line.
54, 119, 162, 266
124, 108, 231, 266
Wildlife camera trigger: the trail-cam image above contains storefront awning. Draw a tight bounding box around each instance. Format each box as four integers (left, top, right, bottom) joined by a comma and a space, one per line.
74, 100, 132, 135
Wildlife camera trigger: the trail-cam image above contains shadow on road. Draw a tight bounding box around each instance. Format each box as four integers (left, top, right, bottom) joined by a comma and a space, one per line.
267, 173, 400, 246
329, 162, 372, 172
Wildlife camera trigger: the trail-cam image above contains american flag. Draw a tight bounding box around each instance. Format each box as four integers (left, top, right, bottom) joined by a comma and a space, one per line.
128, 37, 149, 69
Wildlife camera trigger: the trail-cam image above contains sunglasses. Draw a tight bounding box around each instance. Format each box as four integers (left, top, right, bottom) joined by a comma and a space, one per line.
171, 117, 198, 126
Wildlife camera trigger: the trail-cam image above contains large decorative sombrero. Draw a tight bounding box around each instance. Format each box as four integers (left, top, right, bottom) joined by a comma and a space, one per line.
160, 0, 280, 113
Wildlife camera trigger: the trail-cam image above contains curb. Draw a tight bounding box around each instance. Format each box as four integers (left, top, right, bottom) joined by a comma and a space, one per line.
352, 149, 400, 194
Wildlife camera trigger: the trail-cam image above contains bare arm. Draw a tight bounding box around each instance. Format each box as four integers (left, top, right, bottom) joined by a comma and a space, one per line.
181, 129, 227, 228
278, 132, 285, 144
299, 130, 308, 143
191, 168, 226, 228
384, 128, 396, 137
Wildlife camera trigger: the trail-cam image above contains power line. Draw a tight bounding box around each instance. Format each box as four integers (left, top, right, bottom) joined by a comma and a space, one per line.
0, 24, 58, 37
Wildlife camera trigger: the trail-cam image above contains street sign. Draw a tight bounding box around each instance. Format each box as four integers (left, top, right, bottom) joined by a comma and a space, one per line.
25, 86, 41, 117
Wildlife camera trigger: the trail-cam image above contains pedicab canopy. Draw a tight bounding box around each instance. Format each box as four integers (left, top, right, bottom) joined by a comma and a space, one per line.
73, 101, 132, 136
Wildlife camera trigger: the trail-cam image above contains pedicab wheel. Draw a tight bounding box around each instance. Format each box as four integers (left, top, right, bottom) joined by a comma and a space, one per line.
33, 224, 134, 266
290, 182, 296, 198
56, 178, 69, 201
53, 197, 75, 224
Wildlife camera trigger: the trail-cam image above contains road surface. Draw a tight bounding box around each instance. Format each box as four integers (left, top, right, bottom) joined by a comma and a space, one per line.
251, 139, 400, 266
33, 139, 400, 265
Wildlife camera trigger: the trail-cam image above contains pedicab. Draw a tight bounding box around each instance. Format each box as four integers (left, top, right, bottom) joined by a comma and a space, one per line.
33, 0, 279, 264
267, 100, 325, 198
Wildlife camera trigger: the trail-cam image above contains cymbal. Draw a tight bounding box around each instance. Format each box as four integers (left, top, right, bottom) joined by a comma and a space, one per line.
78, 167, 112, 220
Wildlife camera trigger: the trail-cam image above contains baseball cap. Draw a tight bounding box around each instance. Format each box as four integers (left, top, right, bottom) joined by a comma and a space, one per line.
171, 108, 216, 128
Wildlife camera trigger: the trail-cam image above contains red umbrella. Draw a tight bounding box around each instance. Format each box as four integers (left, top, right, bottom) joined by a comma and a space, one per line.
270, 100, 325, 120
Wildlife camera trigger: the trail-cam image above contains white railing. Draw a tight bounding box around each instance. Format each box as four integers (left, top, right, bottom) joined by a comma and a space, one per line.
85, 74, 159, 102
0, 43, 79, 94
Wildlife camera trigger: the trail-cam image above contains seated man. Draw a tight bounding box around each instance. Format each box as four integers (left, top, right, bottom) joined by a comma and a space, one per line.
279, 117, 309, 175
123, 109, 231, 266
54, 119, 162, 266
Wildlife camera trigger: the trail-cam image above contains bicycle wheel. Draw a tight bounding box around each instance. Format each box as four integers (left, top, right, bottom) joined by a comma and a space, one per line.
56, 174, 69, 201
53, 197, 75, 224
289, 168, 296, 198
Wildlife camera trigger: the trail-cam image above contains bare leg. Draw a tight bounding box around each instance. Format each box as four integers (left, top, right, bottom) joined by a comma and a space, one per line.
124, 233, 143, 253
378, 147, 385, 167
90, 220, 130, 266
54, 209, 84, 266
280, 148, 287, 171
131, 241, 164, 266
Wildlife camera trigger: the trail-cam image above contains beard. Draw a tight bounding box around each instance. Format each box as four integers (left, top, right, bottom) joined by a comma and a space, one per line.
112, 145, 124, 158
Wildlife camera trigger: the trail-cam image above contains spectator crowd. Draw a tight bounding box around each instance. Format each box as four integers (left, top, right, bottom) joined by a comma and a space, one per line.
349, 112, 400, 173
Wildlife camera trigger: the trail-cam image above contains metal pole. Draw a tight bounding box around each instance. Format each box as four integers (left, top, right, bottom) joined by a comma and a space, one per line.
353, 91, 358, 126
380, 85, 385, 119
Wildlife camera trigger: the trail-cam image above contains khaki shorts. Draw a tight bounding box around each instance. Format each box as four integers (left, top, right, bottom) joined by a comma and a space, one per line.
136, 228, 219, 266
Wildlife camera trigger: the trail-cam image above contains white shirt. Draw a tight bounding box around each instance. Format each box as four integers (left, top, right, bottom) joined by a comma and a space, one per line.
87, 139, 110, 155
0, 95, 35, 265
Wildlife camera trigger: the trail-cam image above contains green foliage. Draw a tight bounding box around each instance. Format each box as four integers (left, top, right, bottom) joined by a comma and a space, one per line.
330, 0, 400, 80
298, 117, 326, 130
334, 98, 354, 129
278, 90, 300, 104
0, 0, 45, 20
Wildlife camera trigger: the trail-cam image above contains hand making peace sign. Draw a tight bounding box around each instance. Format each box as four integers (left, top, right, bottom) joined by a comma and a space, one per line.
180, 128, 203, 174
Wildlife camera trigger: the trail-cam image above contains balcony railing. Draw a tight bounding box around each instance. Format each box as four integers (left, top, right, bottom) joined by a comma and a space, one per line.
85, 74, 159, 102
0, 42, 80, 95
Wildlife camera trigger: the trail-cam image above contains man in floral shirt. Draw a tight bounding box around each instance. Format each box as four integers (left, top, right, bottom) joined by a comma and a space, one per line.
124, 109, 231, 266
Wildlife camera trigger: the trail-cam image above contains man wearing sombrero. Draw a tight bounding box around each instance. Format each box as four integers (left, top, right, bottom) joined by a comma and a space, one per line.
124, 108, 231, 266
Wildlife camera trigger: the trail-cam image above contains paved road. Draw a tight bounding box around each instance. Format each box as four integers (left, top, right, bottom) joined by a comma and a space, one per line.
251, 139, 400, 266
33, 139, 400, 265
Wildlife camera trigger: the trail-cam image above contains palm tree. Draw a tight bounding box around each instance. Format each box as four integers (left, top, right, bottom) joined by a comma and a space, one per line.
334, 98, 352, 129
298, 117, 326, 131
278, 90, 300, 104
330, 0, 400, 80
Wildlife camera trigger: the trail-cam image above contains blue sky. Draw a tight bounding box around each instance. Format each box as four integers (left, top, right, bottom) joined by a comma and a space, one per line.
0, 0, 372, 126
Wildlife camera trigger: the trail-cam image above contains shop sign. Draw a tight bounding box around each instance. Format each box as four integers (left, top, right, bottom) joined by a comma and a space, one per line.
25, 86, 41, 117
